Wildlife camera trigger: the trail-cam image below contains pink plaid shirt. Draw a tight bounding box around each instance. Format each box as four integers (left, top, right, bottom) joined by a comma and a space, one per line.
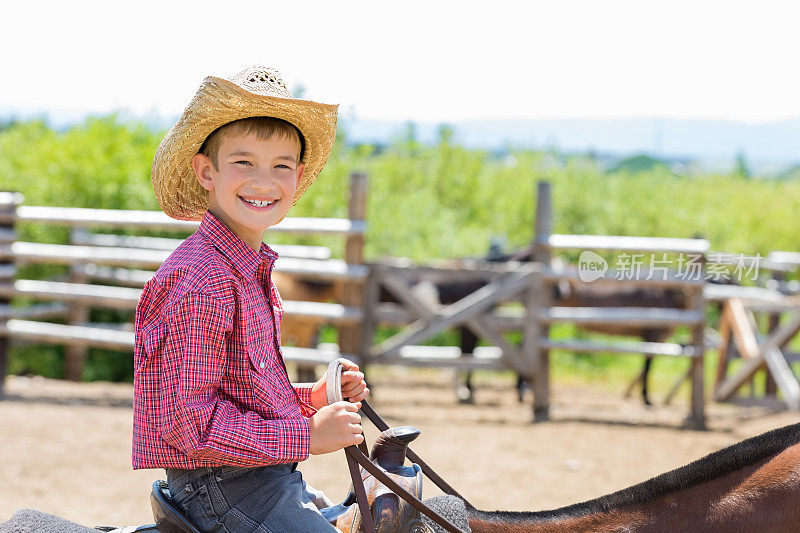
132, 211, 315, 469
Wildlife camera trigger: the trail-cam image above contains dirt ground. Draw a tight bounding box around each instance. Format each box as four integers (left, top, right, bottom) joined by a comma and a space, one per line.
1, 369, 798, 529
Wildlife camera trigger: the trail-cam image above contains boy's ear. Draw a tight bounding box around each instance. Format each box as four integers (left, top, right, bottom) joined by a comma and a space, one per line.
192, 153, 216, 191
295, 163, 306, 187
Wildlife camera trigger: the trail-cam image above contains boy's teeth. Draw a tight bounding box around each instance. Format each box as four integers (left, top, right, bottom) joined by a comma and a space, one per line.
242, 197, 276, 207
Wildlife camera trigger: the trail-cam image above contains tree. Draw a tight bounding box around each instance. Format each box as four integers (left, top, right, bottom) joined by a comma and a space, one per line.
735, 150, 751, 179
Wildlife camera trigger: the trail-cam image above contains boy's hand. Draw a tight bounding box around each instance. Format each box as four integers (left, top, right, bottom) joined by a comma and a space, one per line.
309, 359, 370, 410
308, 401, 364, 455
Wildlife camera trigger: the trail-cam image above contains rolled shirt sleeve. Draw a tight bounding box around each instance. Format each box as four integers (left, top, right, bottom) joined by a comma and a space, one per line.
292, 383, 315, 408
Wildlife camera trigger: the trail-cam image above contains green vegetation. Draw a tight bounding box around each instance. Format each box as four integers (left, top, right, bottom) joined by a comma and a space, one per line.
1, 116, 799, 392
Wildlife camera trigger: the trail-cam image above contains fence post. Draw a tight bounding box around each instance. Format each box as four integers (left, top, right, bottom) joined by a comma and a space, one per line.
765, 272, 782, 397
339, 172, 368, 364
530, 181, 552, 421
0, 192, 22, 398
65, 228, 89, 381
359, 264, 379, 367
533, 181, 552, 263
528, 267, 550, 421
689, 255, 707, 429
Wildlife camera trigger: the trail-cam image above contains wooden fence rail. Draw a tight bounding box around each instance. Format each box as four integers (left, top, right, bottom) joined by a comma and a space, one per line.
530, 181, 709, 428
0, 204, 366, 235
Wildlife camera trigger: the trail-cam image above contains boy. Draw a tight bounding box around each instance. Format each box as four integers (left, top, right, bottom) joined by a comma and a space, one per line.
133, 65, 368, 532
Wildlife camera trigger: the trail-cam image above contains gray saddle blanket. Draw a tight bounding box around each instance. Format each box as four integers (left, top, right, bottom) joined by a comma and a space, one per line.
420, 495, 471, 533
0, 509, 96, 533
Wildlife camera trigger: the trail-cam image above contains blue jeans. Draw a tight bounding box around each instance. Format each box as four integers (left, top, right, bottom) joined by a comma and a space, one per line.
166, 464, 337, 533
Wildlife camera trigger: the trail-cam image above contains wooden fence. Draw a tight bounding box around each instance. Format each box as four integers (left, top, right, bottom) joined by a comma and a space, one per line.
529, 181, 708, 427
361, 260, 540, 375
5, 174, 800, 427
350, 181, 711, 428
0, 176, 712, 427
530, 181, 800, 426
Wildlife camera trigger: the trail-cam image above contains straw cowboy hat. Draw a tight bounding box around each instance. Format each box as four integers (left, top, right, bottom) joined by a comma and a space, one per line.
152, 65, 339, 220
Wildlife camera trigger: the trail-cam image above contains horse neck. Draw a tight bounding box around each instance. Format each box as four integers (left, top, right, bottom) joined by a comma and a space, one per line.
466, 441, 800, 533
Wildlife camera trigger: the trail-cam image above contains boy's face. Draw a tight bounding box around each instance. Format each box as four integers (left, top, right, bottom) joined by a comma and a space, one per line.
192, 131, 305, 251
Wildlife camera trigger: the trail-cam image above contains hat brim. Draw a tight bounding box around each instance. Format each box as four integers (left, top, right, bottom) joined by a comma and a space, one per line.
152, 76, 338, 221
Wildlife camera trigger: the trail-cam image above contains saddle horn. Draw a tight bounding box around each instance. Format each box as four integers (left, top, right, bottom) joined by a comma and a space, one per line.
371, 426, 420, 469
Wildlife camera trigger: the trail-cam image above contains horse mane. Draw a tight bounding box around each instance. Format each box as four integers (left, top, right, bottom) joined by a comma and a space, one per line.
470, 422, 800, 524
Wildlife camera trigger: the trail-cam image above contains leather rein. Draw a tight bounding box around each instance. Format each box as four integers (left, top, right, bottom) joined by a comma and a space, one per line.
325, 359, 470, 533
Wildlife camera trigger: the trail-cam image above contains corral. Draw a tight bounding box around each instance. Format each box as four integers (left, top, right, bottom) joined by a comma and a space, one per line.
2, 177, 800, 433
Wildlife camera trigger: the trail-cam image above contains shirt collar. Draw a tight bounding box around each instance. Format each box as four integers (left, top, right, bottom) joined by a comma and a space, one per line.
198, 210, 278, 280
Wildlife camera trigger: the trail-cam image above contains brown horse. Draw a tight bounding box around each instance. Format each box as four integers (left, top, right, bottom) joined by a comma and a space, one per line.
464, 423, 800, 532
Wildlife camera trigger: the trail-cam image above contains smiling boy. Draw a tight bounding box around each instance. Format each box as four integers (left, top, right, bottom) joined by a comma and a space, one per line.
133, 66, 367, 532
195, 121, 304, 249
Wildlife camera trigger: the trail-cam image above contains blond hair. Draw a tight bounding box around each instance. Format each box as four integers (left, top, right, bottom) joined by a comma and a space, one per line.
199, 116, 305, 170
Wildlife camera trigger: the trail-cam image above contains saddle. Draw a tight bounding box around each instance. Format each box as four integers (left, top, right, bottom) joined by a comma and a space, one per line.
325, 426, 424, 532
150, 480, 200, 533
148, 426, 425, 533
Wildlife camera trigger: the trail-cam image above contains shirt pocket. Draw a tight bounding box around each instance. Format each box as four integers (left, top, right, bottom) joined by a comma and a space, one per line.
244, 311, 289, 405
243, 296, 274, 362
247, 357, 292, 409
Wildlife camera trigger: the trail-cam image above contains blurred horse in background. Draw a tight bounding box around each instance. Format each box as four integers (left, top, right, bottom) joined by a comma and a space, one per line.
447, 245, 688, 405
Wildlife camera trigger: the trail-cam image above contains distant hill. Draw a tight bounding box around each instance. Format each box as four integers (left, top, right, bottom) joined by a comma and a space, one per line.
342, 117, 800, 168
608, 154, 673, 174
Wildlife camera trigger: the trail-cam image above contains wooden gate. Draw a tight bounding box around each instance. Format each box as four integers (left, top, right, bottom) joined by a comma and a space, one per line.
359, 261, 543, 383
714, 298, 800, 409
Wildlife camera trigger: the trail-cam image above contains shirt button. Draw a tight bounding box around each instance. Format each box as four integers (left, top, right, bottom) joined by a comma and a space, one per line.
259, 362, 265, 369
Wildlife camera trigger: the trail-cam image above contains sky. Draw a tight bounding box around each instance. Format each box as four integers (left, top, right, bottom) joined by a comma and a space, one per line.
2, 0, 800, 125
